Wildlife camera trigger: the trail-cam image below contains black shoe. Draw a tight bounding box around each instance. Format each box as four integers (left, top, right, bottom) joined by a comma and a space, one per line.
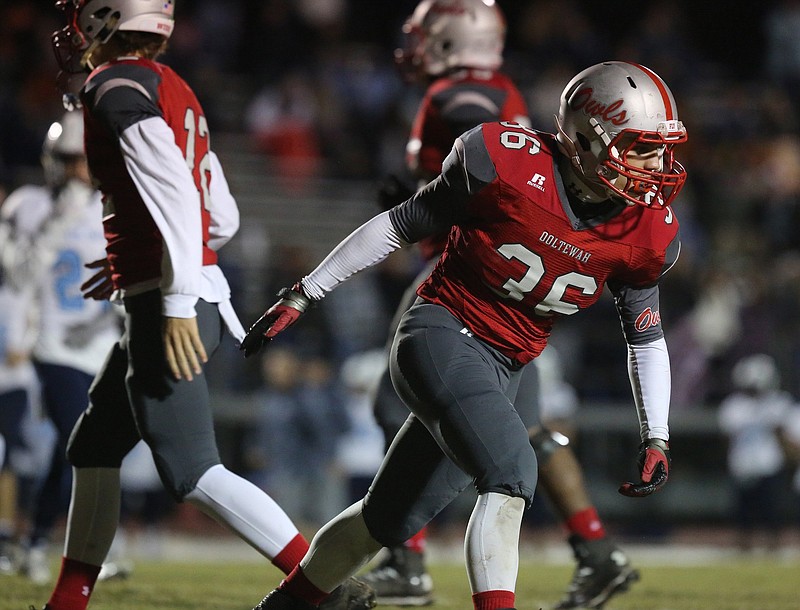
319, 578, 378, 610
360, 547, 434, 606
320, 577, 376, 610
553, 535, 640, 609
254, 588, 316, 610
254, 580, 376, 610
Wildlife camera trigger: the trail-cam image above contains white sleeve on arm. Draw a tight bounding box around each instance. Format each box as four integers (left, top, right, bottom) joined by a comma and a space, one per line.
207, 150, 240, 251
628, 337, 671, 442
119, 116, 202, 318
301, 211, 408, 299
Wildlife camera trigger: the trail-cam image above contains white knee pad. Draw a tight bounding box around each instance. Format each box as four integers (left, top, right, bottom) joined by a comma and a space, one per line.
465, 492, 525, 593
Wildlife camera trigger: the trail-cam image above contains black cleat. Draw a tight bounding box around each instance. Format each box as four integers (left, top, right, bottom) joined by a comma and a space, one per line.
254, 588, 316, 610
553, 535, 640, 609
320, 577, 377, 610
360, 547, 434, 606
254, 578, 376, 610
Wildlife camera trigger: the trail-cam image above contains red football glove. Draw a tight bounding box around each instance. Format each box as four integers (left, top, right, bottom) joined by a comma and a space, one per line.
240, 283, 310, 358
618, 438, 670, 497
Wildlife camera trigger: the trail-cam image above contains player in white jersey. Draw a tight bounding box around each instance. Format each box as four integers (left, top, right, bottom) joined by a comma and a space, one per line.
0, 111, 123, 583
0, 263, 38, 574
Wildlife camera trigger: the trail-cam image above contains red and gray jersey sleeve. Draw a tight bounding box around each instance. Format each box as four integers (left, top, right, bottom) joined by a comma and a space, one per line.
608, 231, 680, 345
391, 126, 494, 242
83, 62, 163, 132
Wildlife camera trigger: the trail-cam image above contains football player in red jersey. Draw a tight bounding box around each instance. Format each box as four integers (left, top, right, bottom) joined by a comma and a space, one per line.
364, 2, 637, 608
36, 3, 376, 610
364, 1, 526, 604
242, 59, 685, 610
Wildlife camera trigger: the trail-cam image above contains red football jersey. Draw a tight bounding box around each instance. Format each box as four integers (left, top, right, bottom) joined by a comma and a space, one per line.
407, 69, 529, 261
82, 58, 216, 290
416, 121, 680, 365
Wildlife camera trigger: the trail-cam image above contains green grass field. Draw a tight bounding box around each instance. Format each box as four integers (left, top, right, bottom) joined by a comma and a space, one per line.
4, 557, 800, 610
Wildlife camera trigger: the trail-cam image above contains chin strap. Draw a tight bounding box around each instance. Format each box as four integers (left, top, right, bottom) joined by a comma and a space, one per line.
554, 115, 583, 172
554, 115, 611, 204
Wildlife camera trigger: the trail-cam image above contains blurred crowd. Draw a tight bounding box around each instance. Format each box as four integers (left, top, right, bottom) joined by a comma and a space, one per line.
2, 0, 800, 555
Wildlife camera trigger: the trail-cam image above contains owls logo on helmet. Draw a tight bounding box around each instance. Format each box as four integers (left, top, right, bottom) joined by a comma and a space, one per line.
555, 61, 688, 209
397, 0, 506, 80
52, 0, 175, 106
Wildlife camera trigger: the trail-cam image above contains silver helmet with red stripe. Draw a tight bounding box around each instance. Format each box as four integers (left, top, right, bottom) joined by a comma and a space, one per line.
397, 0, 506, 80
555, 61, 688, 209
52, 0, 175, 107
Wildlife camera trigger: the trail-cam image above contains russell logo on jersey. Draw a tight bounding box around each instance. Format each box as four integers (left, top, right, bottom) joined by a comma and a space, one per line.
527, 173, 546, 191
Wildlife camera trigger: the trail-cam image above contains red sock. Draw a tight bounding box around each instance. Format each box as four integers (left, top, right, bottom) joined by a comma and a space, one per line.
565, 506, 605, 540
472, 589, 516, 610
280, 565, 329, 606
47, 557, 102, 610
404, 527, 427, 554
272, 533, 310, 575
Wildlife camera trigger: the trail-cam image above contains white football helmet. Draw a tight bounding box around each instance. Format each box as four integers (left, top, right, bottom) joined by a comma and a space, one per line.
41, 111, 86, 188
555, 61, 688, 209
52, 0, 175, 77
397, 0, 506, 79
732, 354, 780, 394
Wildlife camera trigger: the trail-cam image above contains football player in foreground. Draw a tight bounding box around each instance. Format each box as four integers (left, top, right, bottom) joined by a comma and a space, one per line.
34, 2, 375, 610
362, 2, 638, 608
242, 60, 684, 610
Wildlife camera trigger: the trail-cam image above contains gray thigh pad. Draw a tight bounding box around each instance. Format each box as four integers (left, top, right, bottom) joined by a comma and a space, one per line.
69, 291, 224, 500
373, 261, 438, 445
364, 301, 537, 545
514, 362, 541, 428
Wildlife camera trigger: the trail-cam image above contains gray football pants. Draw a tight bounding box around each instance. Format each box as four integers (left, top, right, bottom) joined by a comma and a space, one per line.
362, 299, 537, 547
67, 290, 223, 500
373, 264, 540, 447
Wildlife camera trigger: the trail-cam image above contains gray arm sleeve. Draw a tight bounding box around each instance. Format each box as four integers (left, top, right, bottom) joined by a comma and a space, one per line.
301, 127, 495, 300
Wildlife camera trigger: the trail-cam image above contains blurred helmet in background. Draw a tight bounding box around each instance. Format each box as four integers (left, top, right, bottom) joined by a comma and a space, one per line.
731, 353, 780, 394
41, 111, 85, 188
397, 0, 506, 80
